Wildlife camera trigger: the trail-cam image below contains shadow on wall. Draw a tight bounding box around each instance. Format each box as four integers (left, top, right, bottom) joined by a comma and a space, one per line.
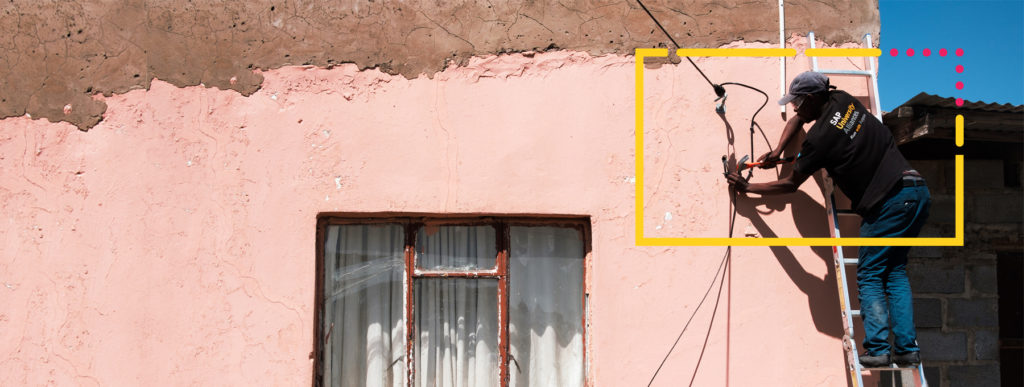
651, 115, 851, 387
734, 178, 844, 340
720, 113, 845, 341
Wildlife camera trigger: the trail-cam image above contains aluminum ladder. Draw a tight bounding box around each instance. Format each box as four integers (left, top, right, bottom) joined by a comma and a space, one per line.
810, 31, 929, 387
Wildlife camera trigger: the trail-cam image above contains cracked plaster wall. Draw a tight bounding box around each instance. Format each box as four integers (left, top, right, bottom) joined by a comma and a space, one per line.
1, 0, 877, 130
0, 44, 880, 385
1, 1, 884, 385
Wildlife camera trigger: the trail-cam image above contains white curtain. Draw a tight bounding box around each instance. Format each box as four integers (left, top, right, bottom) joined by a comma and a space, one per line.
508, 226, 585, 387
415, 226, 500, 387
323, 224, 406, 387
416, 225, 496, 270
322, 224, 584, 387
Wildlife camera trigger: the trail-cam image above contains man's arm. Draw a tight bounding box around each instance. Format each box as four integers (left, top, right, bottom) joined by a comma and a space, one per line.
758, 115, 806, 168
725, 168, 812, 195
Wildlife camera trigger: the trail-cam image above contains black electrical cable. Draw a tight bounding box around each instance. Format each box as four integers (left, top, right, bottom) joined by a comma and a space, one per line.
644, 82, 776, 385
720, 82, 771, 179
685, 247, 731, 387
634, 0, 775, 163
646, 206, 736, 387
644, 81, 777, 385
635, 0, 725, 98
635, 3, 783, 385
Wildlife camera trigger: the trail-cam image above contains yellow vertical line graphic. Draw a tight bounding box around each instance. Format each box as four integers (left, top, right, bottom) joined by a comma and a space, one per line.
955, 114, 965, 245
955, 155, 965, 244
635, 49, 668, 245
635, 51, 647, 243
955, 114, 964, 147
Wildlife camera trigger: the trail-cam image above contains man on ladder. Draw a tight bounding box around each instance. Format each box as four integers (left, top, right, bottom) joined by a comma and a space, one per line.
724, 71, 931, 368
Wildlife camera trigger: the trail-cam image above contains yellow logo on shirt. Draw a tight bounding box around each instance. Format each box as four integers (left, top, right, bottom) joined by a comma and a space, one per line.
835, 103, 856, 130
829, 102, 864, 139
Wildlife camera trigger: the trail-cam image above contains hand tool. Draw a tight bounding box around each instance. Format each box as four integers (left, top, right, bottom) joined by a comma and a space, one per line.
737, 155, 797, 171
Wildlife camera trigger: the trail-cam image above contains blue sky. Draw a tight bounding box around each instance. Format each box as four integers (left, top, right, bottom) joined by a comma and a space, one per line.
878, 0, 1024, 110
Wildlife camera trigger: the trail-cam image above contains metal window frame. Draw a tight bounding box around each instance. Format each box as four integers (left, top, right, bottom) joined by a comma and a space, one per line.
314, 214, 591, 387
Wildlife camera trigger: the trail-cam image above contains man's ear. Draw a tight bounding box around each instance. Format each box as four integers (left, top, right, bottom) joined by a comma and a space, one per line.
807, 92, 827, 111
813, 91, 828, 104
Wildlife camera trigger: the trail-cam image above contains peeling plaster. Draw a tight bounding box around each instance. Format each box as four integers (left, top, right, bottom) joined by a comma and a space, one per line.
0, 0, 878, 130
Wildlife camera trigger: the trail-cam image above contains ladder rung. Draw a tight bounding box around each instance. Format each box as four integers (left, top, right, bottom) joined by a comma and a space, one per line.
843, 258, 859, 265
850, 309, 861, 317
860, 366, 923, 371
816, 69, 874, 76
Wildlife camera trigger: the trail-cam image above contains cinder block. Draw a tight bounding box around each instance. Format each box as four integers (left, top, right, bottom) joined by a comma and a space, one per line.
909, 160, 947, 192
973, 329, 1000, 360
947, 159, 1004, 191
948, 298, 999, 328
966, 251, 998, 261
969, 192, 1024, 224
879, 369, 925, 386
928, 194, 955, 224
965, 159, 1005, 189
913, 298, 942, 328
918, 223, 946, 238
908, 263, 964, 294
909, 245, 944, 258
969, 264, 998, 295
922, 366, 940, 387
948, 364, 1000, 387
917, 329, 967, 361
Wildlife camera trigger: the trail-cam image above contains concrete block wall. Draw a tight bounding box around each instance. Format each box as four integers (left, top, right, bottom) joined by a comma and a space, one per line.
909, 250, 1001, 387
902, 159, 1022, 387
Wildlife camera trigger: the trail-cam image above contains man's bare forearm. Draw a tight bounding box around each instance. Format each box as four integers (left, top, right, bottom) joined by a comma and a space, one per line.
772, 116, 805, 157
726, 170, 811, 195
743, 180, 800, 195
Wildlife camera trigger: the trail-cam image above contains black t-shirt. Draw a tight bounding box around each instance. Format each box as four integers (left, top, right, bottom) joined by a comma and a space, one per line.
794, 90, 912, 215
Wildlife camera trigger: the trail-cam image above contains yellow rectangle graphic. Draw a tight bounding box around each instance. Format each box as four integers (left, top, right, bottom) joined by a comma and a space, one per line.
676, 48, 796, 57
805, 48, 882, 57
634, 48, 964, 247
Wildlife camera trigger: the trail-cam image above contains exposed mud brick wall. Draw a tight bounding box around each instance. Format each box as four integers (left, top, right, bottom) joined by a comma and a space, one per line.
0, 0, 879, 130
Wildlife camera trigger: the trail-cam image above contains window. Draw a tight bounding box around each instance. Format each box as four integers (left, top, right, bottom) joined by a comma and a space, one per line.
314, 216, 589, 387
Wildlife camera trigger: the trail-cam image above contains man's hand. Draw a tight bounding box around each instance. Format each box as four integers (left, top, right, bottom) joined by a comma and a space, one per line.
756, 151, 782, 169
724, 172, 748, 192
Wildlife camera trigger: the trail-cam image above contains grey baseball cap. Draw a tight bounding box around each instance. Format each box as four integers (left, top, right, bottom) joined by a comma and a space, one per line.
778, 71, 830, 105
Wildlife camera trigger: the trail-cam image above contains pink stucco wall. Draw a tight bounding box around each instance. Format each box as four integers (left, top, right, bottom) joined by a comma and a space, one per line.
1, 39, 875, 385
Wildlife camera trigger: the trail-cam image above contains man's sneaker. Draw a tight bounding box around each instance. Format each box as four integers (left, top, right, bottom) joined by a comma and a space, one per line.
859, 353, 891, 368
893, 351, 921, 366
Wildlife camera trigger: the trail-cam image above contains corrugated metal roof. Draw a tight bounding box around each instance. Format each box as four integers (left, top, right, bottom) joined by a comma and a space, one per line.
886, 92, 1024, 115
883, 92, 1023, 144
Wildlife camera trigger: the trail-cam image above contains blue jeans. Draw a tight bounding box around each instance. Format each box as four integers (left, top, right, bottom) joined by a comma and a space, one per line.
857, 184, 930, 356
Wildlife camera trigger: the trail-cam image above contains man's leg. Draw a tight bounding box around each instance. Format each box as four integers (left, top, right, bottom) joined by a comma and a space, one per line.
886, 252, 919, 354
857, 242, 891, 356
858, 185, 930, 357
890, 186, 931, 354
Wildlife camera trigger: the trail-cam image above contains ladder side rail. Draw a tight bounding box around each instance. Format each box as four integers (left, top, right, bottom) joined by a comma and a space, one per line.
808, 31, 819, 71
824, 175, 865, 387
917, 363, 929, 387
827, 187, 860, 339
864, 34, 883, 120
824, 177, 859, 334
808, 32, 881, 120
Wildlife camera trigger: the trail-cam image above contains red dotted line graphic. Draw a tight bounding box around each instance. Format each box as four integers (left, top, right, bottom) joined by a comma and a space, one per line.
889, 47, 965, 106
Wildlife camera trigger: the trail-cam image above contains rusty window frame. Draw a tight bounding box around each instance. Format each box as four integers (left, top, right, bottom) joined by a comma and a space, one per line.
314, 215, 591, 387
